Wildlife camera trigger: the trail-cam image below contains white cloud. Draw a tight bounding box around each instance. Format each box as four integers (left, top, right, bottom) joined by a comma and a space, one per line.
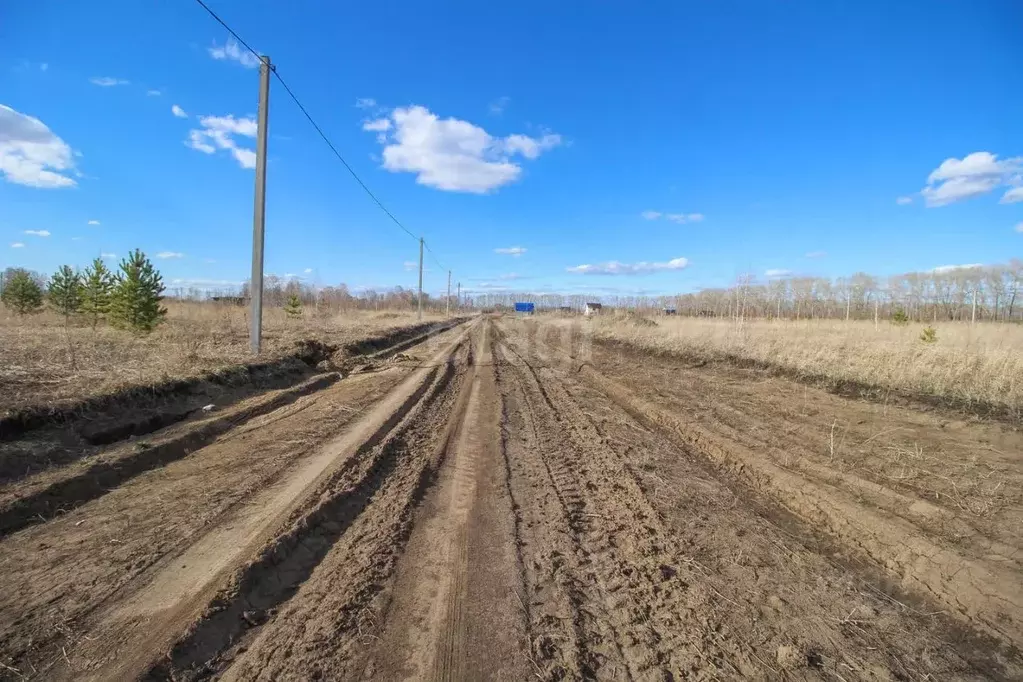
87, 219, 100, 225
0, 104, 77, 188
805, 250, 827, 258
644, 211, 704, 224
208, 39, 260, 68
171, 104, 188, 119
156, 251, 185, 259
204, 258, 216, 263
501, 133, 561, 160
303, 267, 313, 274
489, 96, 510, 115
231, 148, 256, 169
199, 115, 258, 137
187, 130, 216, 154
101, 252, 117, 259
896, 196, 913, 205
71, 236, 83, 241
24, 229, 50, 237
1015, 222, 1023, 233
355, 98, 377, 109
89, 76, 129, 87
566, 257, 689, 275
403, 260, 417, 271
495, 246, 527, 256
147, 89, 162, 97
499, 272, 522, 280
932, 263, 983, 274
765, 268, 792, 278
1001, 186, 1023, 204
364, 105, 562, 193
362, 118, 391, 132
920, 152, 1022, 207
10, 242, 25, 248
186, 114, 257, 169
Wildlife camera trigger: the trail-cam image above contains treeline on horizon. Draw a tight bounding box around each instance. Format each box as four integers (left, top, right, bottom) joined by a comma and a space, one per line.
7, 259, 1021, 322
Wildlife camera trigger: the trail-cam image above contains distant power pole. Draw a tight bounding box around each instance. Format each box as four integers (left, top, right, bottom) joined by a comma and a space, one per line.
457, 282, 461, 310
417, 237, 424, 321
249, 55, 271, 355
446, 270, 451, 316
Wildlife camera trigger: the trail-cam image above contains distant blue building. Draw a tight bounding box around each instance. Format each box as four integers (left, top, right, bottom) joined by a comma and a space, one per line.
514, 302, 535, 314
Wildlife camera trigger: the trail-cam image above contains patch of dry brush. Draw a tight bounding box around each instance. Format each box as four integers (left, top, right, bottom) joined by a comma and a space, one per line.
548, 316, 1023, 415
0, 302, 444, 414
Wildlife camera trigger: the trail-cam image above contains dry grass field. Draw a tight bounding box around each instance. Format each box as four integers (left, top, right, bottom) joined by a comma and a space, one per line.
0, 302, 444, 414
540, 314, 1023, 415
2, 317, 1021, 680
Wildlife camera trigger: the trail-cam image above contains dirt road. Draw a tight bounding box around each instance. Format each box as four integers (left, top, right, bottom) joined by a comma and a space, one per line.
1, 316, 1020, 680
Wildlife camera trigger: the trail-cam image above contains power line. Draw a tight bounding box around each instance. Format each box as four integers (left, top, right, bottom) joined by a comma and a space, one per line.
423, 240, 446, 272
192, 0, 420, 244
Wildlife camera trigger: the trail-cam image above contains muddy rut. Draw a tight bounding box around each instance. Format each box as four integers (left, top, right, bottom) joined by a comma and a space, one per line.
1, 316, 1020, 681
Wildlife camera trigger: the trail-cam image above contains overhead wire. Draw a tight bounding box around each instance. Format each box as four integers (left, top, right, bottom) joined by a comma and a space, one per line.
192, 0, 431, 247
423, 241, 446, 273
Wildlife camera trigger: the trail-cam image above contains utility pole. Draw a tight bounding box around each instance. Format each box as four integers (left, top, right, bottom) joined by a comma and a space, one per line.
446, 270, 451, 316
249, 55, 271, 355
417, 237, 424, 321
457, 282, 461, 310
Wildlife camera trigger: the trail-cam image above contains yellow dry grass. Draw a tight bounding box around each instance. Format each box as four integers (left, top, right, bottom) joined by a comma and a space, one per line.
0, 302, 445, 413
545, 315, 1023, 413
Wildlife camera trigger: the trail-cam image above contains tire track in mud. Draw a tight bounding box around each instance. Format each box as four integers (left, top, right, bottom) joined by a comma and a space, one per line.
496, 337, 755, 680
0, 373, 341, 538
204, 327, 484, 682
574, 353, 1023, 651
358, 319, 527, 682
0, 319, 466, 541
509, 319, 1023, 678
21, 322, 478, 682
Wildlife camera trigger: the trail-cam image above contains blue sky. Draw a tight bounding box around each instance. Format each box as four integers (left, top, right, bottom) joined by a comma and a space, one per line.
2, 0, 1021, 297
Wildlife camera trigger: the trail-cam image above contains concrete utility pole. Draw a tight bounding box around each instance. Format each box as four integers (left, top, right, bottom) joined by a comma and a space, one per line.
446, 270, 451, 316
417, 237, 424, 321
249, 55, 271, 355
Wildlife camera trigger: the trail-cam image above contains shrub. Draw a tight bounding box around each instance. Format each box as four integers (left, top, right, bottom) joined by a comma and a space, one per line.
919, 326, 938, 344
1, 268, 44, 315
284, 294, 303, 319
48, 265, 83, 318
80, 257, 115, 329
109, 249, 167, 333
891, 309, 910, 326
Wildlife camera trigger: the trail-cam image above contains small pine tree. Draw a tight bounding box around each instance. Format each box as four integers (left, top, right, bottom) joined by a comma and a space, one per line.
284, 294, 303, 318
891, 308, 910, 326
80, 257, 115, 329
48, 265, 83, 318
109, 249, 167, 333
1, 268, 44, 315
919, 326, 938, 344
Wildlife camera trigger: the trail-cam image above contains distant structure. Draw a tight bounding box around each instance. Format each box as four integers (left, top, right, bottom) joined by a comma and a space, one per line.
211, 296, 248, 306
663, 306, 677, 315
584, 302, 602, 316
514, 302, 535, 315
